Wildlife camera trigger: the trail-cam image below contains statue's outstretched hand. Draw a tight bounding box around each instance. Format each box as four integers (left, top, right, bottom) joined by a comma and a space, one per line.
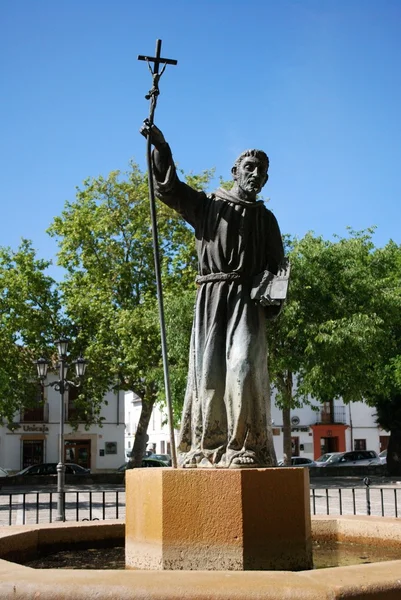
140, 120, 167, 150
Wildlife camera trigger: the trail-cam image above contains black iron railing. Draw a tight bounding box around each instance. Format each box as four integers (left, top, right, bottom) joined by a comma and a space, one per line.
310, 480, 399, 518
0, 489, 125, 526
1, 482, 400, 526
315, 405, 347, 424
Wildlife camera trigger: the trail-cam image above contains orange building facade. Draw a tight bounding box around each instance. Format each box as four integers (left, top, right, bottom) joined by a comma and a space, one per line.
310, 424, 348, 459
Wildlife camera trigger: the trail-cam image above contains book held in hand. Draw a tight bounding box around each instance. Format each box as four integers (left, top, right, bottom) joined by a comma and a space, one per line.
250, 258, 291, 307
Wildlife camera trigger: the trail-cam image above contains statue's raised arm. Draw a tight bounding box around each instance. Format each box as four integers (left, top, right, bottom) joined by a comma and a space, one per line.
139, 120, 205, 228
140, 120, 170, 175
140, 120, 168, 151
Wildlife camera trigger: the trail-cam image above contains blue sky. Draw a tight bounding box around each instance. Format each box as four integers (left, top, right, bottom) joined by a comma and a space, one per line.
1, 0, 400, 274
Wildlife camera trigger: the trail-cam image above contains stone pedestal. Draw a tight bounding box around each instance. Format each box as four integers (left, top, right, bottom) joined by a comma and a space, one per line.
126, 467, 312, 571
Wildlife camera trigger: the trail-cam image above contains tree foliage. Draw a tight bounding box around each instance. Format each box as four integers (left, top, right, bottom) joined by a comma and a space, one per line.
48, 161, 210, 463
2, 160, 401, 475
267, 228, 401, 472
0, 240, 63, 421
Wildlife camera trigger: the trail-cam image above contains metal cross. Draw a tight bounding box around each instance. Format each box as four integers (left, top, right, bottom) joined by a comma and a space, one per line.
138, 39, 178, 73
138, 40, 178, 468
138, 40, 177, 124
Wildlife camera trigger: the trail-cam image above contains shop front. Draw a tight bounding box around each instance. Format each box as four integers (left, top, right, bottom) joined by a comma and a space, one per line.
64, 439, 91, 469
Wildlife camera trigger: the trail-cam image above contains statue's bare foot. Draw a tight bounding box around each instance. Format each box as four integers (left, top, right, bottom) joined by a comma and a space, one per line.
229, 453, 260, 469
182, 458, 197, 468
180, 451, 205, 469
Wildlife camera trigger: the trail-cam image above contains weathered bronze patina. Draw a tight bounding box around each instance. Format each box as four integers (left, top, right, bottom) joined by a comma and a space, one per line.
142, 122, 289, 469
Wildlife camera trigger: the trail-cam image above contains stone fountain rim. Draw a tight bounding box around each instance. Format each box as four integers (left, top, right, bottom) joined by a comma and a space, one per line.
1, 516, 401, 599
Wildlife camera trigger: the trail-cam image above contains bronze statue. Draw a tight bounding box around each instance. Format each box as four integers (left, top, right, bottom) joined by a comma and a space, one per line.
141, 123, 288, 468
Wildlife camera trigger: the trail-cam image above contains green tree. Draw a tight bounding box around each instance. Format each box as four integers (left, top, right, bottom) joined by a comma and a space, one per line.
364, 241, 401, 474
0, 240, 64, 422
48, 161, 210, 465
268, 229, 401, 469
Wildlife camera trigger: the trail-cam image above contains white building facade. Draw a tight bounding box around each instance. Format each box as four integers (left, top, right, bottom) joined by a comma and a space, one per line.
125, 391, 389, 462
271, 396, 388, 461
0, 375, 125, 472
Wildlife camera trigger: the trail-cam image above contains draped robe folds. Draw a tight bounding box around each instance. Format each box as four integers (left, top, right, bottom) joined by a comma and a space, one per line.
153, 145, 285, 468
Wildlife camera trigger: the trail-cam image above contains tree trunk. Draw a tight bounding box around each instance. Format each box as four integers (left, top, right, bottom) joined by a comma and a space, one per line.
130, 393, 156, 467
278, 370, 293, 466
386, 429, 401, 476
282, 405, 292, 466
329, 399, 335, 423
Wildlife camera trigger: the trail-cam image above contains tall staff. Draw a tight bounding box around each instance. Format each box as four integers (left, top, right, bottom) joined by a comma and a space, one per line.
138, 40, 178, 468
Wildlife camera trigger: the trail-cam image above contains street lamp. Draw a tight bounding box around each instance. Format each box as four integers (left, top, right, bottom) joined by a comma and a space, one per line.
35, 339, 88, 522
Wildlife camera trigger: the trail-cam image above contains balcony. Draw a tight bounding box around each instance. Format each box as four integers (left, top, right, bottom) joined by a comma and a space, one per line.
21, 404, 49, 423
315, 405, 346, 425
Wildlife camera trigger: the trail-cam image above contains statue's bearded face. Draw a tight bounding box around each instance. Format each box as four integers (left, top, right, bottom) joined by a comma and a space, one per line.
234, 156, 268, 197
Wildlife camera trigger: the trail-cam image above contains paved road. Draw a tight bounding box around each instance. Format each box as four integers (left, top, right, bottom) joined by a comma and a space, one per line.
1, 477, 401, 526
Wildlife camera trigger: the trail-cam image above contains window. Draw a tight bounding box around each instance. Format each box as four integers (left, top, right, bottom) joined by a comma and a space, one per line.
67, 387, 92, 422
293, 458, 309, 465
21, 384, 46, 422
339, 453, 355, 462
27, 465, 41, 475
354, 439, 366, 451
41, 464, 57, 475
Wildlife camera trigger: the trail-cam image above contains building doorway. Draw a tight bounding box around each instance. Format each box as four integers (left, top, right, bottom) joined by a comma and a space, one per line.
22, 440, 44, 469
64, 440, 91, 469
291, 436, 300, 456
320, 436, 339, 455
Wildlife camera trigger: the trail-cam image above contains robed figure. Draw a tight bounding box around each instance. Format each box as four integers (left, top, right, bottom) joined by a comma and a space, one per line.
141, 124, 287, 469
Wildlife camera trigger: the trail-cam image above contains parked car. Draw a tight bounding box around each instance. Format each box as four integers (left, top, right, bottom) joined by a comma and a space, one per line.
148, 453, 172, 466
379, 449, 387, 464
314, 453, 339, 467
117, 457, 169, 472
125, 449, 154, 459
142, 457, 170, 468
315, 451, 381, 467
0, 467, 9, 478
277, 457, 317, 467
117, 462, 130, 472
14, 463, 90, 476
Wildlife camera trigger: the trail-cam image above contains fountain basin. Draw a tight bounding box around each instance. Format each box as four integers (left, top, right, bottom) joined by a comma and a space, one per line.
1, 517, 401, 599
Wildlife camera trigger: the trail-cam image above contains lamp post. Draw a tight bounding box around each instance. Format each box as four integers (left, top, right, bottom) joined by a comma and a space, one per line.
35, 338, 88, 522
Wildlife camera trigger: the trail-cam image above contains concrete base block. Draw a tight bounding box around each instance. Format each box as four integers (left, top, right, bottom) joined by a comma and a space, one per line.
125, 467, 312, 571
